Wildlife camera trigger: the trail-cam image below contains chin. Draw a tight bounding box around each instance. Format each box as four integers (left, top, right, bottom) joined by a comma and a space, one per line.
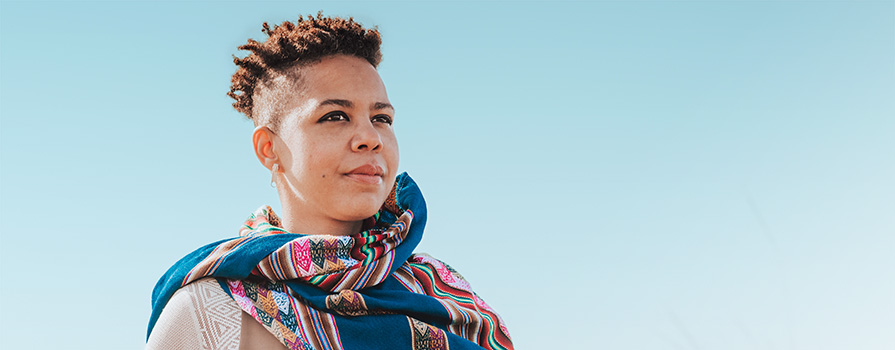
334, 195, 387, 221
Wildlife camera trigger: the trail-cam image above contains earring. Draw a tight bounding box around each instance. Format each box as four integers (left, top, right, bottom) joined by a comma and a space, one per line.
270, 163, 279, 188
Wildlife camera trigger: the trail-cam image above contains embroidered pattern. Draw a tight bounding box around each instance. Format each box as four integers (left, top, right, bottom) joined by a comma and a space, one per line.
189, 279, 242, 349
228, 278, 333, 350
406, 254, 513, 350
409, 317, 449, 350
325, 289, 372, 316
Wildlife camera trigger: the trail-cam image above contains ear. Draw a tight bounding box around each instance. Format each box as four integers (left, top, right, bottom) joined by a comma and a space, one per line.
252, 125, 278, 171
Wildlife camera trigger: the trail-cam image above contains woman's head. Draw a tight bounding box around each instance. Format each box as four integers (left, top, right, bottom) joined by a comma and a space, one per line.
230, 15, 397, 235
228, 14, 383, 131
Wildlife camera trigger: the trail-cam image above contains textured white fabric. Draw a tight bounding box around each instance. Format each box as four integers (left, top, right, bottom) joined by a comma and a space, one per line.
147, 278, 241, 350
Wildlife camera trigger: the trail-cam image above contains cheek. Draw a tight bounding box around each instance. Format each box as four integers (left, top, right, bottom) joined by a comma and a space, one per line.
384, 134, 399, 167
294, 138, 329, 172
389, 148, 399, 174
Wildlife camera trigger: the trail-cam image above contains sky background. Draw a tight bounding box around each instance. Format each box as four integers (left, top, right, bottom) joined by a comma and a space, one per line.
1, 1, 893, 349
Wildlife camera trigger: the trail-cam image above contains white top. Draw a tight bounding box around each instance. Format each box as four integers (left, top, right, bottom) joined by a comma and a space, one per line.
146, 278, 287, 350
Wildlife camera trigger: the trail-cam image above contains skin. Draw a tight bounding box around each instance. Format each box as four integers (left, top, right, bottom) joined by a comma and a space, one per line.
251, 55, 399, 236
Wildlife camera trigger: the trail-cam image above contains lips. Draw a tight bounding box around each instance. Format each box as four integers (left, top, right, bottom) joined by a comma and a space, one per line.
344, 164, 384, 185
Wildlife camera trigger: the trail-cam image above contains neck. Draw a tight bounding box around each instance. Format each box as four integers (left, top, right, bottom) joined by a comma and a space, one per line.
278, 197, 363, 236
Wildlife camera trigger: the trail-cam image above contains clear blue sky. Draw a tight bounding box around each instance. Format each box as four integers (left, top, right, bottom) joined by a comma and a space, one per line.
1, 1, 893, 349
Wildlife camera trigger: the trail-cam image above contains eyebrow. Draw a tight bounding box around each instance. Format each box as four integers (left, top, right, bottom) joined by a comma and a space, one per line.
318, 99, 353, 108
373, 102, 394, 111
318, 99, 394, 111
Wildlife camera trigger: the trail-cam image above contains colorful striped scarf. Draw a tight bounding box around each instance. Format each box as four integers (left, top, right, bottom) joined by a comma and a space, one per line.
147, 173, 513, 350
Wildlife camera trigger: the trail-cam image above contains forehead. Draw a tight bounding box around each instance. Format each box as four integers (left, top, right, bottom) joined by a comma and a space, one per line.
253, 55, 388, 126
301, 55, 386, 95
267, 56, 387, 103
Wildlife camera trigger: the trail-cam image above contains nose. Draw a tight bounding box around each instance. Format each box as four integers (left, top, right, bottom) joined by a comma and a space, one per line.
351, 118, 382, 152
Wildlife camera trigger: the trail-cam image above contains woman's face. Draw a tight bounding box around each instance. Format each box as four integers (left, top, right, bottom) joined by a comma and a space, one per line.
268, 55, 398, 228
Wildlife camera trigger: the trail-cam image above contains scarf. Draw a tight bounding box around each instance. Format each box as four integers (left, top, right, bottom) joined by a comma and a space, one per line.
147, 173, 513, 350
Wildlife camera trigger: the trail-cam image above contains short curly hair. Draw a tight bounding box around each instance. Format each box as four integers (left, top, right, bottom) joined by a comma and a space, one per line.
227, 13, 382, 129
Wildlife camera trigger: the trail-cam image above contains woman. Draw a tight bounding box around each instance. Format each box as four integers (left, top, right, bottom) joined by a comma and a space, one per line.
146, 14, 514, 350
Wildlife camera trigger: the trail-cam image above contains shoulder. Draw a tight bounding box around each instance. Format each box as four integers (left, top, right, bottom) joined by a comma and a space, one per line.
407, 254, 514, 344
407, 253, 474, 293
181, 278, 234, 301
166, 278, 236, 318
147, 278, 241, 350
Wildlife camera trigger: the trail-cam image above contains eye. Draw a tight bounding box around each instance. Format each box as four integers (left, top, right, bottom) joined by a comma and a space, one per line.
318, 111, 349, 123
372, 114, 393, 125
